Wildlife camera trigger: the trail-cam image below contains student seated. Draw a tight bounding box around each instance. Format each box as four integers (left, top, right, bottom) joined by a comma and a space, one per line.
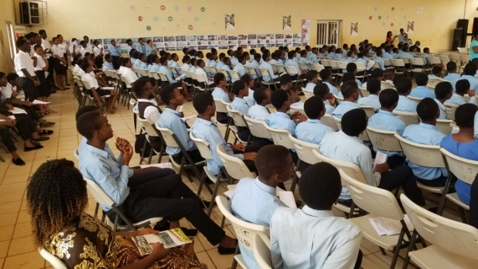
410, 73, 435, 99
460, 63, 478, 92
211, 73, 234, 124
233, 55, 246, 80
358, 79, 381, 110
362, 69, 384, 89
231, 145, 293, 269
319, 68, 339, 95
402, 98, 448, 186
368, 89, 406, 168
332, 81, 360, 119
287, 88, 304, 108
443, 62, 460, 90
446, 79, 477, 105
191, 92, 258, 175
345, 63, 362, 86
278, 74, 293, 91
241, 74, 256, 107
102, 54, 114, 71
296, 96, 333, 144
394, 77, 417, 112
428, 65, 443, 79
27, 159, 208, 268
80, 62, 118, 113
259, 53, 279, 82
119, 57, 138, 84
320, 109, 425, 206
284, 51, 303, 79
304, 70, 318, 91
248, 87, 271, 120
441, 104, 478, 206
434, 81, 453, 119
158, 85, 204, 164
231, 80, 252, 141
77, 110, 238, 254
383, 69, 395, 87
270, 162, 363, 269
266, 89, 306, 137
246, 54, 261, 79
314, 83, 336, 114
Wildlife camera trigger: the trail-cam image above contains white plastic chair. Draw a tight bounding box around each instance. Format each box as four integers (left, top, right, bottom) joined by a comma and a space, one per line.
138, 118, 166, 164
436, 119, 454, 135
381, 81, 395, 89
427, 78, 445, 90
320, 114, 338, 131
243, 116, 272, 140
303, 89, 314, 100
226, 105, 250, 144
289, 134, 321, 192
252, 234, 273, 269
407, 95, 424, 103
392, 110, 419, 126
409, 58, 426, 74
215, 196, 270, 269
39, 248, 67, 269
264, 125, 294, 150
360, 105, 376, 118
400, 194, 478, 269
359, 87, 370, 97
214, 98, 233, 141
444, 103, 458, 121
366, 126, 402, 152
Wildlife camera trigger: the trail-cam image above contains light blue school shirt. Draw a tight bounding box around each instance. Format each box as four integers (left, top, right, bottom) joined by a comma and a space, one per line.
460, 75, 478, 92
145, 45, 152, 55
440, 135, 478, 205
205, 59, 212, 66
428, 74, 440, 80
368, 110, 406, 156
158, 108, 197, 155
259, 61, 277, 82
470, 39, 478, 61
324, 81, 339, 95
358, 94, 381, 111
150, 63, 161, 72
402, 123, 447, 180
233, 63, 245, 81
169, 61, 179, 69
434, 99, 447, 119
383, 52, 393, 59
78, 136, 112, 157
181, 63, 190, 71
331, 101, 360, 119
304, 82, 316, 91
211, 87, 231, 103
247, 60, 260, 79
130, 58, 137, 65
325, 102, 335, 114
285, 59, 300, 74
107, 45, 121, 57
296, 119, 334, 146
133, 59, 142, 68
133, 43, 145, 54
125, 46, 132, 54
410, 86, 435, 99
443, 73, 461, 91
245, 88, 255, 107
231, 177, 285, 269
398, 51, 413, 58
447, 93, 476, 106
248, 105, 270, 121
320, 130, 378, 200
270, 206, 362, 269
216, 61, 226, 69
78, 143, 134, 211
375, 57, 385, 70
191, 118, 244, 175
102, 62, 114, 70
189, 66, 197, 72
308, 53, 318, 63
231, 97, 250, 117
159, 65, 175, 84
266, 112, 297, 137
230, 57, 239, 65
395, 95, 418, 112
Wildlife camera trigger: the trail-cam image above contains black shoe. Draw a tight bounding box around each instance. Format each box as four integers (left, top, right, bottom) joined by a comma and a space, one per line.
12, 157, 25, 166
33, 136, 49, 142
218, 240, 238, 255
24, 144, 43, 152
180, 227, 198, 237
40, 130, 54, 136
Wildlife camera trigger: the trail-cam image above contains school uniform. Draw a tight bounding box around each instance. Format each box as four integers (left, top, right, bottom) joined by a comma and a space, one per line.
460, 75, 478, 92
181, 63, 190, 71
446, 93, 477, 105
266, 112, 297, 137
232, 97, 252, 141
102, 62, 114, 71
149, 63, 161, 72
358, 95, 380, 111
81, 73, 111, 97
284, 59, 300, 77
170, 61, 179, 69
133, 43, 145, 54
195, 67, 208, 81
230, 57, 239, 65
159, 65, 176, 85
233, 63, 245, 81
15, 50, 38, 101
324, 81, 339, 95
107, 44, 121, 69
259, 61, 277, 82
410, 86, 435, 99
33, 52, 49, 98
248, 105, 270, 121
331, 101, 360, 119
304, 82, 316, 92
122, 67, 138, 84
382, 51, 393, 59
246, 60, 260, 79
212, 87, 231, 103
395, 95, 418, 112
308, 53, 318, 63
443, 73, 461, 91
245, 89, 255, 107
434, 99, 447, 119
296, 119, 334, 146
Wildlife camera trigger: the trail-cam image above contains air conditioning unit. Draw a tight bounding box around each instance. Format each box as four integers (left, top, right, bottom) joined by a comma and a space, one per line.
18, 0, 47, 25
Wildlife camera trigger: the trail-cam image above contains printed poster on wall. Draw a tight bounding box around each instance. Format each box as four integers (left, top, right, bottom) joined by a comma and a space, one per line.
301, 19, 310, 46
407, 21, 414, 34
350, 22, 358, 36
225, 14, 235, 30
283, 15, 292, 30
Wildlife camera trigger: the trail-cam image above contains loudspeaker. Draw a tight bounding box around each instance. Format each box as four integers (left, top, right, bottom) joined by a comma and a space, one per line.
19, 2, 40, 25
452, 28, 463, 51
457, 19, 469, 45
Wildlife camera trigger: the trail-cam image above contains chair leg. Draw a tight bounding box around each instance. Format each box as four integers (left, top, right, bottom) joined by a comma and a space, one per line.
402, 230, 418, 269
437, 176, 453, 215
230, 245, 240, 269
139, 139, 148, 164
207, 174, 222, 217
290, 160, 301, 193
147, 147, 154, 164
390, 227, 406, 269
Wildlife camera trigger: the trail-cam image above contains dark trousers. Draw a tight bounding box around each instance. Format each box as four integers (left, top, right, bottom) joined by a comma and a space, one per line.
172, 149, 204, 164
21, 78, 38, 102
416, 176, 447, 187
237, 126, 250, 142
47, 57, 55, 86
233, 145, 260, 173
469, 176, 478, 229
14, 114, 35, 141
0, 126, 16, 152
378, 166, 425, 206
387, 155, 406, 170
112, 56, 120, 70
120, 170, 226, 245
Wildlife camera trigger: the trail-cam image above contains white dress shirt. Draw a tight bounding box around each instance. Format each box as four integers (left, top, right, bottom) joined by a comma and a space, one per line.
271, 206, 362, 269
248, 105, 270, 121
137, 99, 161, 124
15, 50, 35, 77
33, 53, 46, 71
81, 73, 99, 89
122, 67, 138, 84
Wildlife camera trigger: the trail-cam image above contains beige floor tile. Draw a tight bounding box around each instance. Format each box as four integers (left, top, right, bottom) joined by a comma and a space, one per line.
12, 222, 32, 239
3, 251, 45, 269
8, 236, 35, 256
0, 213, 18, 227
16, 211, 30, 224
361, 252, 390, 269
0, 258, 4, 268
0, 241, 9, 258
0, 226, 14, 242
196, 251, 216, 269
0, 201, 22, 215
206, 249, 235, 269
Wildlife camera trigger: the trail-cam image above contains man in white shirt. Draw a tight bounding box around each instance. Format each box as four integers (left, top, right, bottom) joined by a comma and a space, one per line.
80, 62, 117, 113
270, 162, 363, 269
121, 58, 139, 85
15, 38, 40, 102
248, 87, 271, 121
39, 29, 56, 90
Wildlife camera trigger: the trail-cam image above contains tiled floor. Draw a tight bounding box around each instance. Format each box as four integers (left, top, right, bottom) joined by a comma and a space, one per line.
0, 89, 448, 268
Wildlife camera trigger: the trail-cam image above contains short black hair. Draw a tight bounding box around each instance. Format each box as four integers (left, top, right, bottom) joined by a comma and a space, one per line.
395, 77, 412, 94
455, 79, 470, 95
346, 62, 357, 73
367, 79, 381, 94
342, 72, 356, 83
159, 56, 167, 65
214, 73, 225, 85
256, 145, 291, 180
16, 38, 28, 48
464, 63, 477, 76
38, 29, 46, 35
446, 61, 457, 72
340, 80, 358, 98
159, 85, 176, 105
299, 163, 342, 210
417, 98, 439, 122
279, 74, 292, 86
379, 89, 399, 109
304, 96, 324, 119
319, 69, 332, 81
75, 105, 99, 121
271, 89, 289, 109
240, 74, 253, 84
415, 73, 429, 86
193, 92, 214, 114
370, 69, 384, 79
432, 65, 443, 76
253, 87, 268, 104
455, 103, 478, 128
76, 111, 103, 140
313, 83, 330, 98
132, 77, 151, 97
182, 55, 190, 63
342, 109, 367, 137
435, 81, 453, 99
6, 73, 18, 82
81, 61, 90, 72
232, 80, 246, 95
104, 54, 112, 61
307, 70, 318, 82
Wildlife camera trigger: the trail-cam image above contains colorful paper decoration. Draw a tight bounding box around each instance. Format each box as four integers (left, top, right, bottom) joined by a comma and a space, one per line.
188, 25, 193, 30
138, 16, 143, 21
146, 26, 152, 31
160, 5, 166, 10
168, 16, 173, 22
194, 16, 199, 22
200, 7, 206, 12
369, 16, 372, 20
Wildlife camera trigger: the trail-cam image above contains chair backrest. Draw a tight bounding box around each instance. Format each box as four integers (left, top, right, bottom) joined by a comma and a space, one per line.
217, 68, 229, 79
214, 98, 229, 114
155, 125, 180, 148
81, 79, 92, 90
436, 119, 453, 135
366, 126, 402, 152
360, 106, 376, 118
252, 234, 273, 269
383, 58, 391, 66
332, 116, 342, 130
313, 150, 368, 184
440, 148, 478, 184
407, 95, 424, 103
189, 132, 213, 159
444, 103, 458, 121
400, 194, 478, 260
359, 87, 370, 97
289, 134, 321, 165
138, 118, 160, 138
391, 59, 405, 67
303, 89, 314, 100
310, 63, 324, 72
381, 81, 395, 89
392, 110, 419, 126
355, 61, 366, 72
298, 62, 309, 72
264, 125, 294, 149
439, 55, 450, 64
337, 61, 348, 69
215, 196, 270, 251
158, 72, 169, 82
84, 177, 115, 207
217, 145, 254, 180
258, 67, 271, 78
333, 94, 344, 102
395, 134, 445, 168
427, 78, 445, 89
39, 248, 67, 269
320, 114, 338, 131
284, 65, 298, 75
226, 105, 248, 127
228, 69, 241, 81
244, 116, 272, 139
450, 54, 461, 62
457, 47, 468, 54
340, 169, 404, 220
